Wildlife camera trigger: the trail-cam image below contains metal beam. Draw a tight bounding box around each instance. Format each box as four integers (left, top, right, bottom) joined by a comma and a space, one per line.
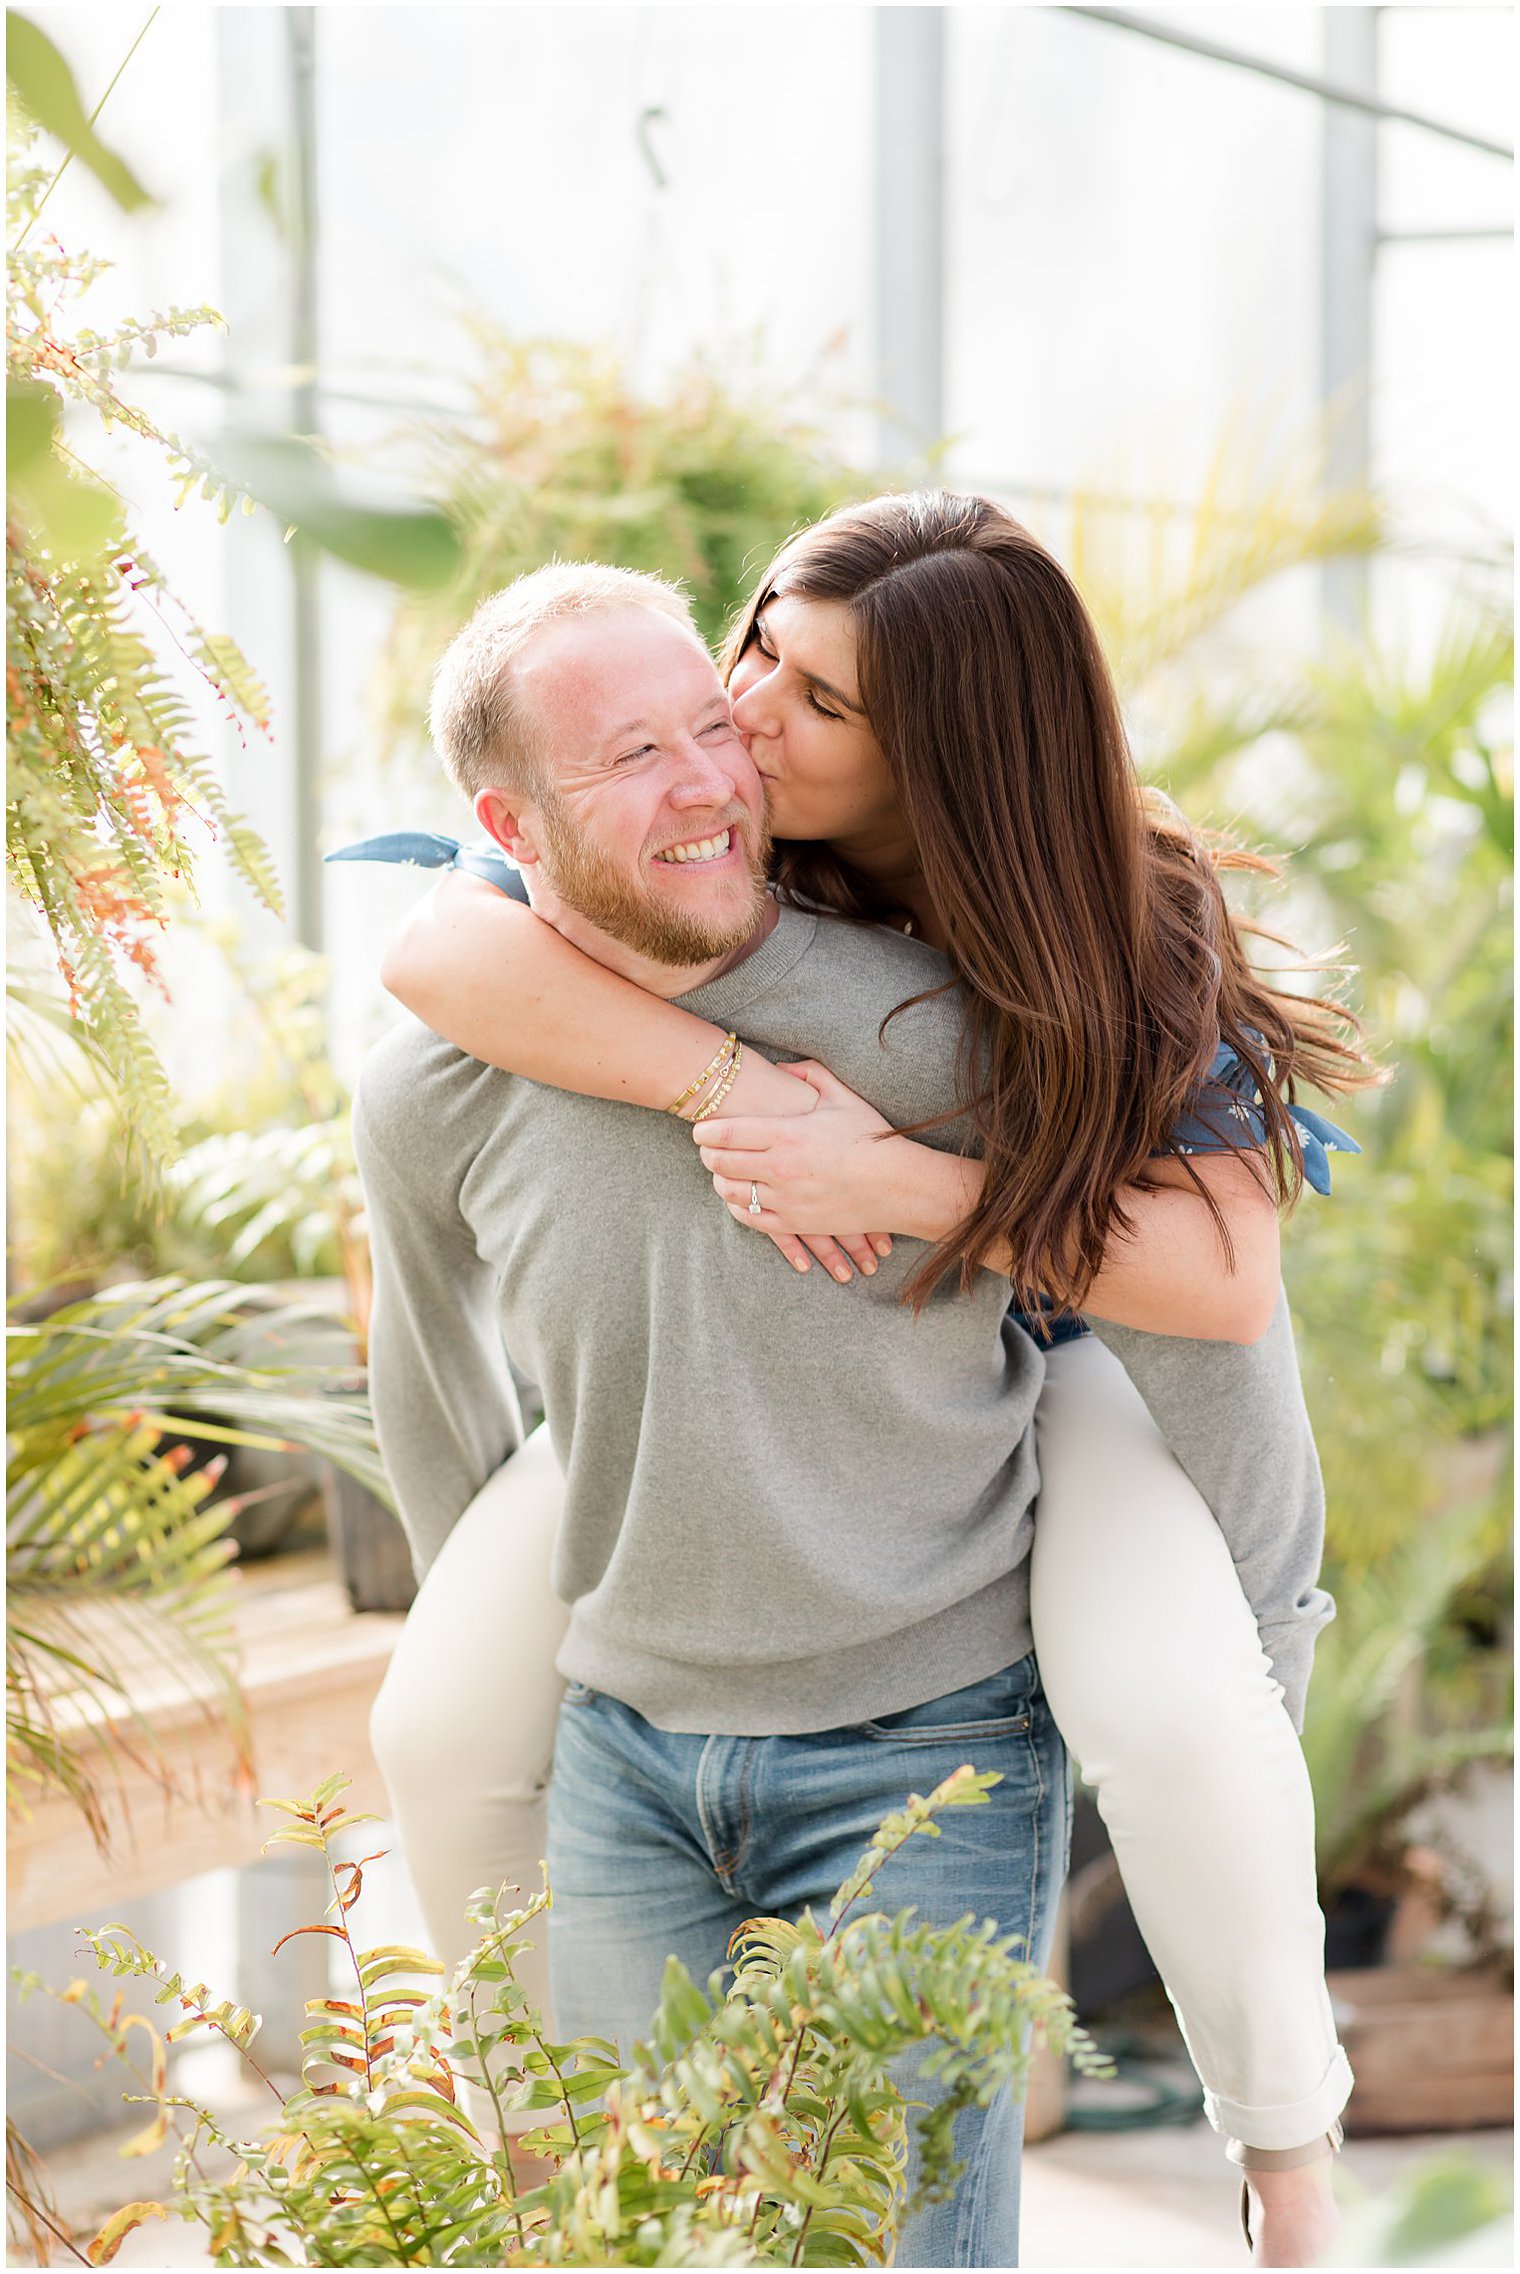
873, 8, 945, 469
1320, 10, 1378, 635
1064, 8, 1513, 159
287, 7, 323, 954
1378, 226, 1511, 245
215, 10, 296, 950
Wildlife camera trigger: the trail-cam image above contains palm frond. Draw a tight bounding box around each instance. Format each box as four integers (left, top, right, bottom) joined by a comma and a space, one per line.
7, 1277, 389, 1495
6, 1276, 392, 1848
1066, 414, 1383, 695
1303, 1494, 1513, 1884
170, 1122, 360, 1281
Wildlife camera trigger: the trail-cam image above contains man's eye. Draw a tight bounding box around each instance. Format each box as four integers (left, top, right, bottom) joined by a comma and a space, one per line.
701, 717, 734, 736
613, 744, 654, 766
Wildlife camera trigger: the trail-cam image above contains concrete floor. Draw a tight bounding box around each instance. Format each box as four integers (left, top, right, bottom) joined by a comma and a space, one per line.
13, 2061, 1512, 2269
1024, 2121, 1512, 2268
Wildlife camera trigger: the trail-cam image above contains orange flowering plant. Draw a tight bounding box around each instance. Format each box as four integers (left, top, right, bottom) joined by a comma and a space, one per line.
7, 127, 281, 1149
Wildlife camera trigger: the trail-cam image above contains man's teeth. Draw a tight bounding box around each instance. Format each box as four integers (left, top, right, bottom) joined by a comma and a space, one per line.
655, 829, 732, 865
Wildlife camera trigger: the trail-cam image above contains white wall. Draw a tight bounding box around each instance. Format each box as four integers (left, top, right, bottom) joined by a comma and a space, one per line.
1377, 3, 1513, 620
947, 8, 1325, 502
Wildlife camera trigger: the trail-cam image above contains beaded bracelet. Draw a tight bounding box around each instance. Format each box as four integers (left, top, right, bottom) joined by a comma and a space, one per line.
688, 1037, 743, 1124
666, 1032, 736, 1118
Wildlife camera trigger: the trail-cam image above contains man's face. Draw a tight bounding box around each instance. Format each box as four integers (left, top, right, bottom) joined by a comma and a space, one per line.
510, 608, 770, 966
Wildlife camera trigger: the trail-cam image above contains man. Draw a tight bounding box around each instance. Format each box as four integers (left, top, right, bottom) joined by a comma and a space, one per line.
353, 564, 1072, 2265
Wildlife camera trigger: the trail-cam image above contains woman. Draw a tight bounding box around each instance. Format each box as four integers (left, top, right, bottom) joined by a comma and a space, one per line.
364, 492, 1368, 2263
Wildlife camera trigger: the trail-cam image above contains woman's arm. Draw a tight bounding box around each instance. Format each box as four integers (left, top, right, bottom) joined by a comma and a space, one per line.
891, 1146, 1282, 1342
382, 872, 807, 1113
379, 873, 885, 1281
693, 1064, 1281, 1344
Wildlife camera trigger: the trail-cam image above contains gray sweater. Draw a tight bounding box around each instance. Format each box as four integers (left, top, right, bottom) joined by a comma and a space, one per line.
354, 904, 1331, 1735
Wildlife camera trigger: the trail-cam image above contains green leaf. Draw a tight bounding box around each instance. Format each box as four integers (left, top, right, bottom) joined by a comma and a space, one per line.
6, 13, 156, 212
6, 377, 123, 561
7, 376, 58, 480
208, 429, 463, 589
377, 2087, 479, 2136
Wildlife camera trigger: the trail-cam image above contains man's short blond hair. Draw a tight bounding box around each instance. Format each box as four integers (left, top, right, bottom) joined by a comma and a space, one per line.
428, 563, 700, 803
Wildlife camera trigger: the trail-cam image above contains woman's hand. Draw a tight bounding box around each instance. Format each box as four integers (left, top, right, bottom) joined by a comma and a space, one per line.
693, 1062, 907, 1280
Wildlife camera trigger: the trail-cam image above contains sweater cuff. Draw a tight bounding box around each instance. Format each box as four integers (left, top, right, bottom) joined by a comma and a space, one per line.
1256, 1605, 1334, 1736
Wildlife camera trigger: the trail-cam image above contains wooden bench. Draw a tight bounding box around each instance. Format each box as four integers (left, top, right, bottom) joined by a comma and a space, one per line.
6, 1548, 405, 1936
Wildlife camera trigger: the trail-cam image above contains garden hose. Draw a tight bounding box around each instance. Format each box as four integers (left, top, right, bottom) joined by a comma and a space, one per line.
1063, 2030, 1206, 2132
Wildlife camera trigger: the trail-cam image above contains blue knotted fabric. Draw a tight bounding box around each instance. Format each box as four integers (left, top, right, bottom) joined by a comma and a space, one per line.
326, 831, 526, 896
1176, 1043, 1358, 1199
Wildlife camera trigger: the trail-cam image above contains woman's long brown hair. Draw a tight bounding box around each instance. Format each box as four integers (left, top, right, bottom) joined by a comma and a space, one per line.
721, 490, 1378, 1319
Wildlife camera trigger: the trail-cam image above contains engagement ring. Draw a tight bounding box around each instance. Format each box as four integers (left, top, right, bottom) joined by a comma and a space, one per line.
748, 1181, 763, 1217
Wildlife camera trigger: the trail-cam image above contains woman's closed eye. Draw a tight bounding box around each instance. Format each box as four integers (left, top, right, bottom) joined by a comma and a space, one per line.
752, 628, 839, 721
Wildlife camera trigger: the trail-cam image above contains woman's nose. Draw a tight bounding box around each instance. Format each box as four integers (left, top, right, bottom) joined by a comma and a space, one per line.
730, 665, 776, 736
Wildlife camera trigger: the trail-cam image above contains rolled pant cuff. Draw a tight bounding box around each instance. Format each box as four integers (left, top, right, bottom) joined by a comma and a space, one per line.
1204, 2045, 1355, 2152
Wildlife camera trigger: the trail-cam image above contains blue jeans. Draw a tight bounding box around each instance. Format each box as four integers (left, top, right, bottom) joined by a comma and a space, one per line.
546, 1653, 1072, 2268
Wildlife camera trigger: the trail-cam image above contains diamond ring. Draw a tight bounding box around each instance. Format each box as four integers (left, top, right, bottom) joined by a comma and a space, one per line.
748, 1181, 763, 1217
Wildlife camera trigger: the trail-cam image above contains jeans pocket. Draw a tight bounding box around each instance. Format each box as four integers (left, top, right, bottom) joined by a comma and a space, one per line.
859, 1659, 1036, 1747
861, 1709, 1033, 1746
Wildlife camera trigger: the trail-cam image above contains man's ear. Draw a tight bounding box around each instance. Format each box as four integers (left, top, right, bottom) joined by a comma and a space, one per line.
474, 785, 540, 865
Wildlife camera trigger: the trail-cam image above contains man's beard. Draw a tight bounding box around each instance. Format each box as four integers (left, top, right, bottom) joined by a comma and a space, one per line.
536, 793, 772, 966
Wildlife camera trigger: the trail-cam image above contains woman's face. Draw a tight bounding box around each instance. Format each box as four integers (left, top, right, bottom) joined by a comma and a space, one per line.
727, 594, 905, 851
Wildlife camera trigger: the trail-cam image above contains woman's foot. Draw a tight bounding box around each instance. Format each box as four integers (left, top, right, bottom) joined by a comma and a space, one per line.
1243, 2155, 1340, 2267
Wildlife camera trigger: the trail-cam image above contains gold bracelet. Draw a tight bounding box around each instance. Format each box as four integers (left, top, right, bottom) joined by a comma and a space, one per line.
685, 1038, 742, 1122
666, 1032, 736, 1118
690, 1037, 743, 1124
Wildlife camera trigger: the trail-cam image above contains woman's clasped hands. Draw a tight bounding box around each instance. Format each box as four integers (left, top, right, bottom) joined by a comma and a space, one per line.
692, 1061, 907, 1283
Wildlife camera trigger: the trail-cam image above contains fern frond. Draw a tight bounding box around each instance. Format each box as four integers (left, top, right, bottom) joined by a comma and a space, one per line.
7, 207, 283, 1137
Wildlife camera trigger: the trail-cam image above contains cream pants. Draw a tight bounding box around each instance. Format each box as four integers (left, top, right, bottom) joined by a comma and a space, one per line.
369, 1336, 1353, 2151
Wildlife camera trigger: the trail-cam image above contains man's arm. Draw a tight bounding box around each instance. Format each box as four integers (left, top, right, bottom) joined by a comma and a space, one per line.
1089, 1291, 1334, 1732
353, 1053, 524, 1584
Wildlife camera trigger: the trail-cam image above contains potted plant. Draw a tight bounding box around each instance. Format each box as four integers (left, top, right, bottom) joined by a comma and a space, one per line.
165, 947, 427, 1613
6, 1278, 392, 1840
369, 327, 875, 804
1298, 1492, 1513, 2137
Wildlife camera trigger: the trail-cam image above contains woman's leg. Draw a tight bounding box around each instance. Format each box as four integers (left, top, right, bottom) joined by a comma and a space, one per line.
1029, 1338, 1351, 2255
368, 1423, 569, 2130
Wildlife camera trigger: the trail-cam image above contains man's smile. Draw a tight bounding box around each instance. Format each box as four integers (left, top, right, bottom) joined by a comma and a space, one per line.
651, 826, 735, 866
